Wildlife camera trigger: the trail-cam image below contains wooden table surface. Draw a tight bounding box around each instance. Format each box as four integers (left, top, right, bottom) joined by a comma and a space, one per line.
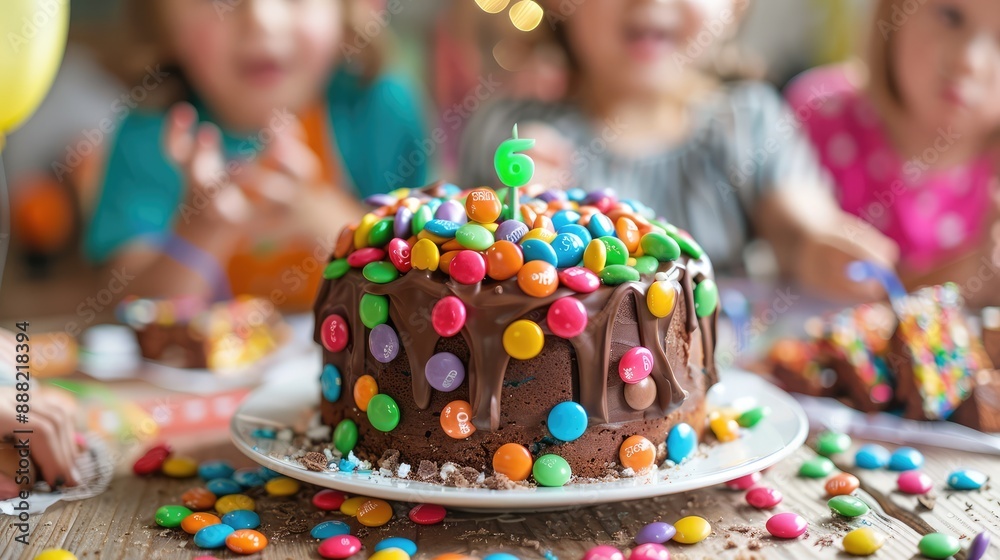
3, 425, 998, 560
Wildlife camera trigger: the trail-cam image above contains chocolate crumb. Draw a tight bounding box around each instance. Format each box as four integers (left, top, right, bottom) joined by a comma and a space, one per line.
748, 539, 762, 550
417, 460, 439, 481
378, 449, 401, 472
725, 540, 738, 549
484, 473, 518, 490
918, 495, 936, 510
300, 452, 327, 472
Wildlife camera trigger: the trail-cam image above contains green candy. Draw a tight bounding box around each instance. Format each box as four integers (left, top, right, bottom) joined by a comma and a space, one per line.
154, 505, 192, 528
815, 431, 852, 456
828, 495, 870, 518
599, 265, 640, 285
359, 293, 389, 328
323, 258, 350, 280
368, 218, 394, 248
694, 279, 719, 318
665, 230, 704, 258
918, 533, 960, 559
598, 236, 629, 266
456, 223, 495, 251
650, 219, 678, 235
333, 419, 358, 454
633, 255, 659, 275
532, 454, 572, 487
362, 261, 399, 284
736, 406, 770, 428
640, 231, 681, 262
412, 205, 433, 236
798, 456, 835, 478
367, 394, 400, 432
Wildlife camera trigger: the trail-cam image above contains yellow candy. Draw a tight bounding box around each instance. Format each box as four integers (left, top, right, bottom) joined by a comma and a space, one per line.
33, 550, 77, 560
521, 228, 556, 244
354, 213, 379, 249
583, 239, 607, 273
482, 222, 499, 233
370, 549, 411, 560
162, 456, 198, 478
842, 527, 885, 556
646, 281, 677, 318
340, 496, 369, 516
710, 413, 740, 442
417, 229, 450, 245
503, 320, 545, 361
215, 494, 255, 515
626, 257, 637, 266
265, 476, 300, 497
400, 197, 422, 212
411, 238, 441, 271
389, 187, 410, 199
673, 516, 711, 544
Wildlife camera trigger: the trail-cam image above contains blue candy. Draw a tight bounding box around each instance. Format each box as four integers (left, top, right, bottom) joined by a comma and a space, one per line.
339, 458, 357, 472
222, 509, 260, 530
424, 219, 461, 238
321, 364, 342, 402
375, 537, 418, 555
855, 444, 890, 469
551, 210, 581, 230
206, 478, 242, 497
311, 520, 351, 540
194, 524, 235, 549
551, 233, 585, 268
566, 188, 587, 202
947, 469, 987, 490
667, 422, 697, 464
520, 239, 559, 266
547, 401, 588, 442
484, 554, 521, 560
424, 198, 442, 214
198, 460, 235, 481
557, 223, 593, 247
251, 428, 276, 439
258, 467, 281, 481
232, 468, 264, 488
887, 447, 924, 471
586, 213, 615, 238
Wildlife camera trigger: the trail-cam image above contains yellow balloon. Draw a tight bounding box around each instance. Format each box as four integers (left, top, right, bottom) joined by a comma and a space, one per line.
0, 0, 70, 135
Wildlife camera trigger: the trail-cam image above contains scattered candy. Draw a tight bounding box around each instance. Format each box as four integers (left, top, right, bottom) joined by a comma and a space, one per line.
133, 443, 171, 476
367, 394, 401, 432
182, 512, 221, 534
265, 477, 300, 497
798, 456, 835, 478
947, 468, 986, 490
432, 296, 467, 338
968, 531, 991, 560
370, 548, 411, 560
629, 543, 670, 560
828, 495, 870, 517
547, 401, 588, 442
426, 352, 466, 392
709, 413, 740, 442
357, 498, 394, 527
666, 423, 696, 464
206, 478, 242, 497
619, 435, 656, 472
635, 521, 676, 544
320, 314, 350, 352
376, 537, 418, 556
181, 488, 217, 511
334, 419, 358, 454
162, 456, 199, 478
547, 297, 587, 338
619, 347, 653, 383
532, 454, 572, 487
897, 471, 933, 494
887, 447, 923, 471
736, 406, 770, 428
318, 535, 363, 559
493, 443, 533, 481
918, 533, 960, 559
503, 320, 545, 360
194, 524, 235, 549
483, 554, 519, 560
855, 444, 890, 469
312, 489, 348, 511
725, 472, 760, 490
221, 510, 260, 530
215, 494, 255, 515
409, 503, 447, 525
825, 472, 860, 497
226, 529, 268, 554
672, 516, 711, 544
842, 527, 885, 556
155, 505, 193, 528
746, 486, 782, 509
198, 461, 234, 481
582, 545, 625, 560
311, 520, 351, 539
559, 267, 600, 293
33, 550, 78, 560
765, 512, 807, 539
624, 377, 657, 410
815, 431, 852, 456
370, 324, 400, 363
646, 281, 677, 318
321, 364, 343, 402
340, 496, 368, 516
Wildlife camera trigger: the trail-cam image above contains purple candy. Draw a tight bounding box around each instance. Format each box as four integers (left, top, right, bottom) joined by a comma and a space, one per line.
394, 206, 413, 239
582, 188, 617, 206
969, 531, 991, 560
425, 352, 465, 392
365, 194, 397, 207
535, 190, 567, 203
369, 324, 400, 363
635, 521, 676, 545
435, 200, 468, 224
495, 220, 529, 244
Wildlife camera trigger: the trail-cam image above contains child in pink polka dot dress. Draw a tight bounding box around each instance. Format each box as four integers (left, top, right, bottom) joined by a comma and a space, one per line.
786, 0, 1000, 299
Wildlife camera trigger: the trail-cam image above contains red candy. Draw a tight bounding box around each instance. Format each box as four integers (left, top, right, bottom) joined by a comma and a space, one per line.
583, 545, 625, 560
746, 486, 782, 509
618, 346, 653, 384
558, 267, 600, 293
320, 314, 350, 352
547, 297, 587, 338
897, 471, 933, 494
432, 296, 467, 338
408, 503, 447, 525
449, 250, 487, 285
629, 543, 670, 560
725, 472, 761, 490
346, 247, 386, 268
133, 443, 171, 476
318, 535, 362, 559
312, 489, 348, 511
387, 238, 412, 273
766, 512, 807, 539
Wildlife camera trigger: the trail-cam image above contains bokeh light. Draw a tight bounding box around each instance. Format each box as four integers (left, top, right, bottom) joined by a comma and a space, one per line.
509, 0, 544, 32
475, 0, 510, 14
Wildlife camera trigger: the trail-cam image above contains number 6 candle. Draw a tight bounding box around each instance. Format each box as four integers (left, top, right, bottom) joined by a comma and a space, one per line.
494, 124, 536, 222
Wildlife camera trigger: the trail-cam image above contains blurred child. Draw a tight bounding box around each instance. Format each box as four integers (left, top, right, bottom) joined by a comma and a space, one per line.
84, 0, 428, 310
786, 0, 1000, 304
460, 0, 897, 302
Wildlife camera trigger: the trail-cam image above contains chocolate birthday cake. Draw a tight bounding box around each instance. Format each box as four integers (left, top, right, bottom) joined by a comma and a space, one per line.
313, 182, 718, 484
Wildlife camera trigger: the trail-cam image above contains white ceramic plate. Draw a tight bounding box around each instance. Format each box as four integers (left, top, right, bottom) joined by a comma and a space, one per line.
231, 369, 807, 511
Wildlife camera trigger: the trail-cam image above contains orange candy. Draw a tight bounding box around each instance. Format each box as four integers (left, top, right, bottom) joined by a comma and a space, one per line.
492, 443, 533, 481
440, 239, 464, 252
356, 498, 394, 527
615, 217, 641, 253
433, 555, 476, 560
466, 188, 503, 223
226, 529, 268, 554
486, 241, 524, 281
533, 214, 555, 232
181, 512, 221, 534
181, 487, 217, 511
825, 473, 860, 497
619, 435, 656, 472
334, 226, 356, 259
440, 400, 477, 439
517, 261, 559, 298
520, 205, 538, 224
354, 375, 379, 411
709, 413, 740, 442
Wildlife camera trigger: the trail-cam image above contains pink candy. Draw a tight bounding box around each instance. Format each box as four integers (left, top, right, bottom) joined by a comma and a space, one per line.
320, 314, 350, 352
559, 267, 600, 293
311, 489, 348, 511
432, 296, 467, 338
765, 512, 807, 539
450, 250, 487, 285
629, 543, 670, 560
725, 472, 760, 490
346, 247, 385, 268
745, 486, 782, 509
408, 503, 447, 525
387, 238, 412, 273
582, 545, 625, 560
547, 297, 587, 338
897, 471, 933, 494
318, 535, 362, 559
619, 347, 654, 384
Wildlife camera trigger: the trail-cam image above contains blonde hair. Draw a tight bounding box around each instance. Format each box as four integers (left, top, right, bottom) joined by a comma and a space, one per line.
865, 0, 904, 112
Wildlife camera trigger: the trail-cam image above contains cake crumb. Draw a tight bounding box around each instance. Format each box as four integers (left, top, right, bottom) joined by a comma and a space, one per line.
378, 449, 401, 473
417, 460, 439, 481
484, 473, 519, 490
299, 452, 327, 472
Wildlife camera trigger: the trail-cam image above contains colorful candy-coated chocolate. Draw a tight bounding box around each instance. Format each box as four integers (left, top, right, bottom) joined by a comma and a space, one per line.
582, 545, 625, 560
194, 524, 235, 549
357, 498, 394, 527
624, 377, 657, 410
619, 435, 656, 472
887, 447, 923, 471
559, 266, 600, 293
485, 240, 524, 280
411, 238, 441, 271
450, 250, 487, 284
597, 236, 629, 266
552, 232, 586, 268
736, 406, 770, 428
347, 247, 386, 268
693, 279, 718, 318
367, 394, 401, 432
504, 320, 545, 360
746, 486, 782, 509
766, 512, 807, 539
321, 364, 343, 402
155, 505, 193, 528
226, 529, 268, 554
517, 261, 559, 298
618, 346, 653, 384
466, 188, 503, 223
615, 217, 641, 253
214, 494, 255, 515
947, 469, 987, 490
640, 232, 680, 262
198, 461, 235, 481
258, 467, 280, 481
709, 414, 740, 442
436, 200, 468, 224
324, 258, 351, 280
521, 238, 559, 267
532, 454, 572, 487
181, 488, 217, 511
633, 255, 659, 275
359, 293, 390, 328
897, 471, 933, 494
842, 527, 885, 556
493, 443, 533, 481
133, 444, 171, 476
629, 543, 670, 560
828, 495, 870, 517
855, 443, 890, 469
340, 496, 369, 516
182, 512, 221, 534
354, 214, 378, 248
388, 238, 412, 273
547, 401, 588, 442
798, 456, 835, 478
265, 476, 300, 497
334, 419, 359, 454
660, 423, 696, 466
221, 510, 260, 530
825, 472, 860, 497
496, 220, 529, 244
311, 520, 351, 539
354, 374, 379, 411
319, 535, 363, 559
231, 468, 263, 488
635, 521, 676, 544
456, 223, 494, 251
600, 264, 640, 285
918, 533, 960, 559
672, 516, 711, 544
425, 219, 462, 238
395, 207, 414, 239
368, 218, 394, 247
312, 489, 348, 511
370, 549, 410, 560
363, 261, 399, 284
426, 352, 466, 392
483, 554, 519, 560
162, 456, 199, 478
547, 297, 587, 338
376, 537, 418, 555
32, 550, 78, 560
409, 503, 447, 525
583, 239, 607, 272
725, 472, 760, 490
369, 324, 400, 363
206, 478, 242, 497
645, 281, 676, 318
320, 314, 350, 352
441, 400, 476, 439
968, 531, 991, 560
432, 296, 467, 337
815, 431, 852, 456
